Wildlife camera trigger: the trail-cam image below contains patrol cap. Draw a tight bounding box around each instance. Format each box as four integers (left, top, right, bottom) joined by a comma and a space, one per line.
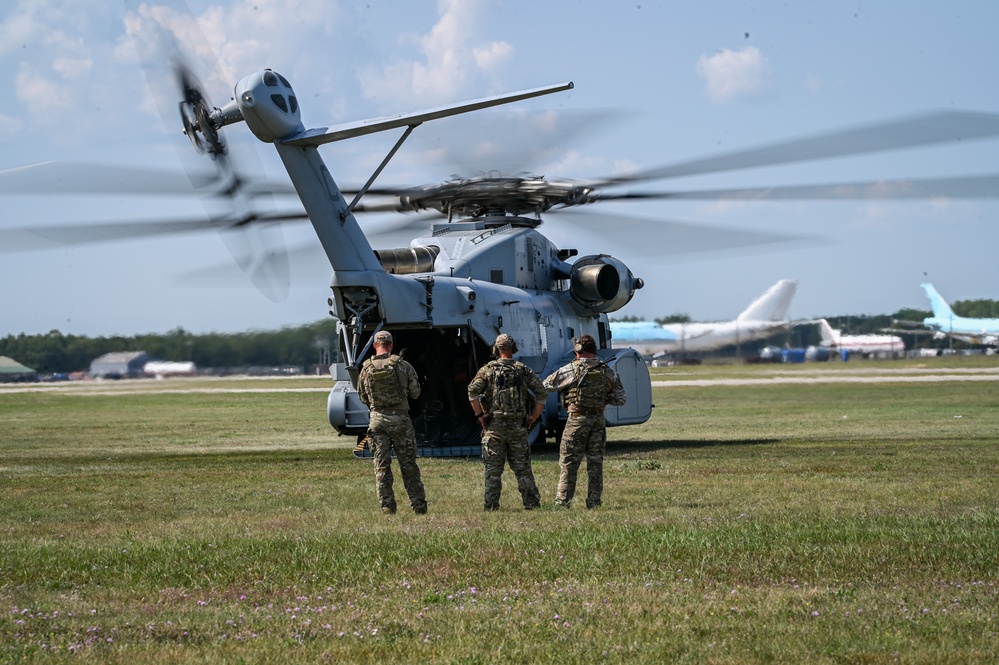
494, 333, 517, 349
373, 330, 393, 344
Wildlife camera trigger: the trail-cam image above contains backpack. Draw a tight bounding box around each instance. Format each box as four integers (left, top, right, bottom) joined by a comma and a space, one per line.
364, 356, 406, 409
489, 361, 527, 415
567, 361, 607, 410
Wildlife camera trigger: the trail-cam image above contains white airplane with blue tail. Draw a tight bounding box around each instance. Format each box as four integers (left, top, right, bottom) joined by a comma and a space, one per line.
921, 283, 999, 348
611, 279, 798, 356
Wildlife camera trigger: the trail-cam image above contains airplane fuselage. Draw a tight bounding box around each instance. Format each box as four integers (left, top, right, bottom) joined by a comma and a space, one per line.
611, 319, 791, 355
924, 315, 999, 346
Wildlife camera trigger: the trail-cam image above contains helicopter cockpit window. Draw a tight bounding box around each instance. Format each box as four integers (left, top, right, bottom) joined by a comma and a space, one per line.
289, 96, 298, 114
263, 70, 279, 87
276, 72, 291, 87
490, 269, 503, 284
271, 95, 288, 113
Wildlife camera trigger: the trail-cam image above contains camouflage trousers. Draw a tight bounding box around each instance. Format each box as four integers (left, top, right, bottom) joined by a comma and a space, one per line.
368, 411, 427, 513
481, 416, 540, 510
556, 412, 606, 509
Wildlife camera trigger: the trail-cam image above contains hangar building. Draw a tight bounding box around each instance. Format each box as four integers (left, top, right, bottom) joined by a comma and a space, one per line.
89, 351, 152, 379
0, 356, 37, 383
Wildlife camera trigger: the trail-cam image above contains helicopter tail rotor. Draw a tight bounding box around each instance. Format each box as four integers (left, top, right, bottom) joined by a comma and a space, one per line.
126, 0, 292, 300
176, 62, 227, 158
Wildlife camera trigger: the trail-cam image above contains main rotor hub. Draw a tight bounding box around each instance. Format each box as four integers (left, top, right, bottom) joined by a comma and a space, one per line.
401, 176, 593, 219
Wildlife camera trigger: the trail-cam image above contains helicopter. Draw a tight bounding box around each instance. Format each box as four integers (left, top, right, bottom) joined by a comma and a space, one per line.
5, 5, 999, 457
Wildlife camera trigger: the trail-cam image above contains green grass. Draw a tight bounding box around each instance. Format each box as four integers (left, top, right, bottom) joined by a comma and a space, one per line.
2, 362, 998, 663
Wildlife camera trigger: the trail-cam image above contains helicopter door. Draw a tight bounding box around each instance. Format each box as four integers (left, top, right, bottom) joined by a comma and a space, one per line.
595, 347, 653, 427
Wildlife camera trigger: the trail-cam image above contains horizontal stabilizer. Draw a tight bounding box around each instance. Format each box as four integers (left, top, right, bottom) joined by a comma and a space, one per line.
283, 82, 574, 147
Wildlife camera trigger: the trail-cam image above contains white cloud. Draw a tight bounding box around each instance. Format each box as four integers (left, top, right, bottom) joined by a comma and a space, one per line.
0, 10, 36, 57
0, 113, 25, 140
15, 66, 68, 115
472, 40, 513, 71
360, 0, 514, 109
696, 46, 769, 105
51, 56, 93, 79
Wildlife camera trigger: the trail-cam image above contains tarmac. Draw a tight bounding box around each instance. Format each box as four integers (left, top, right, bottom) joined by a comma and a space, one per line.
2, 366, 998, 395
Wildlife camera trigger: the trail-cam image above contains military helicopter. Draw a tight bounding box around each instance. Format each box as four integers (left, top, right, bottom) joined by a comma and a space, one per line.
5, 5, 999, 457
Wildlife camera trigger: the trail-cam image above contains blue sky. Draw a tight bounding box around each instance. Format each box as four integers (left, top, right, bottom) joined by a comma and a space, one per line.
2, 0, 997, 337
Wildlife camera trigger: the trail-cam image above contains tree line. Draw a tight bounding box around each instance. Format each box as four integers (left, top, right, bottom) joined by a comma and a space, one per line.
0, 321, 338, 374
4, 297, 997, 374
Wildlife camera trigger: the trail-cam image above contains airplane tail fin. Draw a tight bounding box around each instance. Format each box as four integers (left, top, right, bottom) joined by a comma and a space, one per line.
921, 283, 956, 319
737, 279, 798, 322
817, 318, 839, 346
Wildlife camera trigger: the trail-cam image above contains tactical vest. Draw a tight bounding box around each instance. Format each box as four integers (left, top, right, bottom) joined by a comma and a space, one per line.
489, 361, 527, 415
566, 361, 607, 410
364, 355, 406, 409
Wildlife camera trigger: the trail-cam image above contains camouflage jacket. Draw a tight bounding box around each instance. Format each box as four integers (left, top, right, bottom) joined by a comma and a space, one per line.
543, 357, 627, 410
357, 353, 421, 410
467, 358, 547, 416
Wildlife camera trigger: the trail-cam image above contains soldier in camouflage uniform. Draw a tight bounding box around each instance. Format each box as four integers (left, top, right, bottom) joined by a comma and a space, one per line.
467, 334, 547, 511
357, 330, 427, 515
543, 334, 627, 509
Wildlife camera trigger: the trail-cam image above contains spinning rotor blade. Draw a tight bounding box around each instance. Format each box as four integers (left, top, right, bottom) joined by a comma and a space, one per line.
125, 0, 293, 300
345, 109, 999, 218
0, 210, 310, 252
174, 215, 443, 288
400, 108, 623, 180
0, 161, 217, 195
0, 161, 298, 197
586, 174, 999, 203
596, 110, 999, 186
543, 209, 806, 258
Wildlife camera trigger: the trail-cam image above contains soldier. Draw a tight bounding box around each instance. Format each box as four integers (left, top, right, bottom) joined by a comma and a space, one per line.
357, 330, 427, 515
543, 334, 627, 509
467, 334, 547, 511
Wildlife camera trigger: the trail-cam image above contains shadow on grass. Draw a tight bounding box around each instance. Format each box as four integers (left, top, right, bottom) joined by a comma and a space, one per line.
606, 438, 781, 455
17, 439, 782, 468
12, 448, 343, 468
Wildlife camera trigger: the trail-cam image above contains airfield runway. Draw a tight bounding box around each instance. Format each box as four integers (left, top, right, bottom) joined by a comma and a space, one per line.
650, 366, 999, 387
2, 365, 998, 395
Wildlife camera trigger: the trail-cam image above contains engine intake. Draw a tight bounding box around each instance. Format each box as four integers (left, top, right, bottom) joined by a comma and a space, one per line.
569, 254, 642, 313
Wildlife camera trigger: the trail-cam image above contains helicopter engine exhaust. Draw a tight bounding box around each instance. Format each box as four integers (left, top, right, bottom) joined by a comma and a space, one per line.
569, 254, 643, 314
373, 245, 441, 274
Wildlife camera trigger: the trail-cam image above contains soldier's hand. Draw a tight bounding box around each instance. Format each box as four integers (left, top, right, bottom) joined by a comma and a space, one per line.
477, 412, 493, 430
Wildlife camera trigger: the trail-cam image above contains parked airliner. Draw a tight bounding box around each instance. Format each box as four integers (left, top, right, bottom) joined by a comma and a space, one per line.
817, 319, 904, 356
921, 283, 999, 348
610, 279, 798, 356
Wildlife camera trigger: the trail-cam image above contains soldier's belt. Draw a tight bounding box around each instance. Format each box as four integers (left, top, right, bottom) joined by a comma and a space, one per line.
568, 406, 605, 416
373, 406, 409, 415
490, 412, 524, 419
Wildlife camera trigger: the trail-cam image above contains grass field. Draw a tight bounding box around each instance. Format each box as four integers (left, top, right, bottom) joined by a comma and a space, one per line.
2, 359, 998, 663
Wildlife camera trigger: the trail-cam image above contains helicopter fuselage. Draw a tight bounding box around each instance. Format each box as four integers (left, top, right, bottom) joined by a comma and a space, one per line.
231, 68, 652, 454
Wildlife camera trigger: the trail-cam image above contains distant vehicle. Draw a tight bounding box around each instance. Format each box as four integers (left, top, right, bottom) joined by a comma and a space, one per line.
143, 361, 197, 378
610, 279, 799, 356
920, 283, 999, 349
817, 318, 905, 357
